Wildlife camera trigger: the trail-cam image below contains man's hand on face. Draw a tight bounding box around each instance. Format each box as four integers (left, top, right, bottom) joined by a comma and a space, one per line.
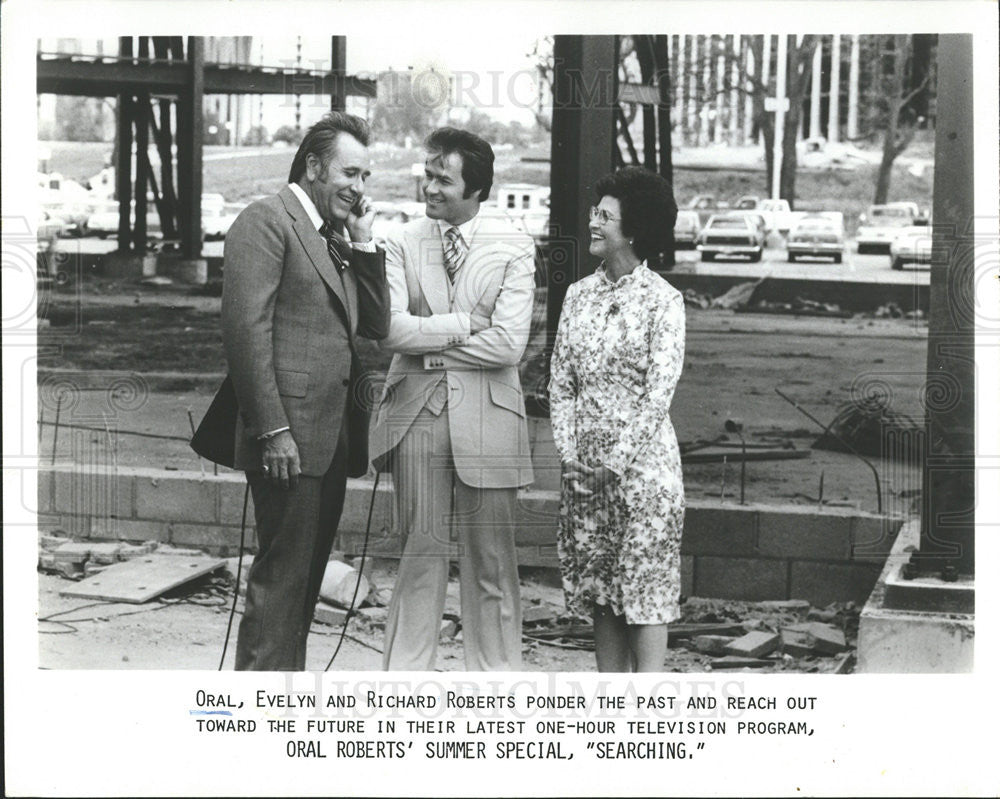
345, 196, 375, 243
261, 430, 301, 489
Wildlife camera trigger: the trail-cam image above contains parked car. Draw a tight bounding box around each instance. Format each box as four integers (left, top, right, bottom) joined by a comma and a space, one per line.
696, 213, 765, 262
685, 194, 731, 227
889, 225, 934, 270
202, 204, 241, 240
731, 196, 795, 233
786, 214, 845, 263
856, 202, 924, 253
673, 210, 701, 249
85, 200, 162, 239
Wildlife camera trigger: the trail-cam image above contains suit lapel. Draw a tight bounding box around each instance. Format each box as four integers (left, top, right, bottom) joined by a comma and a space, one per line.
281, 188, 353, 329
414, 219, 450, 315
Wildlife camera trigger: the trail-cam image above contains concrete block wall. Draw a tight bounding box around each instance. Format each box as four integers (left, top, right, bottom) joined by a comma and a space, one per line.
39, 465, 901, 606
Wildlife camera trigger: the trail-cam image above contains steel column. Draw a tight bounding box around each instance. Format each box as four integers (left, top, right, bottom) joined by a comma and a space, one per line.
547, 35, 617, 337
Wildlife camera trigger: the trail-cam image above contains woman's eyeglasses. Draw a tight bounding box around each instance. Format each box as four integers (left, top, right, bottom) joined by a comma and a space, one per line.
589, 206, 620, 224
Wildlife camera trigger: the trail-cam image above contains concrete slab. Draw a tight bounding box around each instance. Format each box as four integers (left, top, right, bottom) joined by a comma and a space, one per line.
857, 520, 974, 673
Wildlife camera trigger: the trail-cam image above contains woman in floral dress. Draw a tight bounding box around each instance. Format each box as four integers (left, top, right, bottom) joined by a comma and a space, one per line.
549, 167, 685, 672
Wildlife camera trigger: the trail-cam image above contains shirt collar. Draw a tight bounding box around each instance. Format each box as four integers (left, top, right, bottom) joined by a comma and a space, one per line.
288, 182, 324, 231
597, 260, 649, 287
437, 215, 479, 246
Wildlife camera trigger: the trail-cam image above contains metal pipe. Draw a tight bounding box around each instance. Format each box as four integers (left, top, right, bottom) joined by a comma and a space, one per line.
775, 387, 882, 513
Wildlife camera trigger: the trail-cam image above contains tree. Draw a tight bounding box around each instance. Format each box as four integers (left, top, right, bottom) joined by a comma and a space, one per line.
272, 125, 303, 146
55, 97, 114, 142
370, 68, 450, 144
873, 35, 930, 204
776, 35, 819, 205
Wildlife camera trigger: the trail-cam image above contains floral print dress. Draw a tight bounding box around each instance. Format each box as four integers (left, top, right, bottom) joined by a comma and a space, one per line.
548, 263, 685, 624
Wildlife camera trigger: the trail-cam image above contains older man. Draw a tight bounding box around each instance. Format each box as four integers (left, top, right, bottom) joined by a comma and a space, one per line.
218, 112, 389, 670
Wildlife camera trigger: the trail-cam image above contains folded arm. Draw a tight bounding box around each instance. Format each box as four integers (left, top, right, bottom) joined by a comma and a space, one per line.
420, 243, 536, 370
378, 229, 471, 354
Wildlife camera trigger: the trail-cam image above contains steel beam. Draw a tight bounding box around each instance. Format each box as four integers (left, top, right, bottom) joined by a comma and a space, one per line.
330, 36, 347, 111
921, 34, 975, 576
176, 37, 204, 258
37, 55, 376, 99
547, 35, 617, 336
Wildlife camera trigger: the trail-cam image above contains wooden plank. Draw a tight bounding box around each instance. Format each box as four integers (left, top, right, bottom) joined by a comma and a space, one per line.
60, 555, 225, 603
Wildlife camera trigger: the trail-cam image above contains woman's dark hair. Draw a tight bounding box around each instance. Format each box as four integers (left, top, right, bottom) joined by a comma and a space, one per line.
424, 127, 495, 201
594, 166, 678, 262
288, 112, 371, 184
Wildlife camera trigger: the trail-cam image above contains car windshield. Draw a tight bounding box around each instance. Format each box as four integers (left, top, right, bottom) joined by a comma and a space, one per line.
871, 207, 912, 220
709, 217, 747, 228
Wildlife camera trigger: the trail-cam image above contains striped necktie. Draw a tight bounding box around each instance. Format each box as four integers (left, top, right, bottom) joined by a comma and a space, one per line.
319, 221, 350, 273
443, 226, 467, 283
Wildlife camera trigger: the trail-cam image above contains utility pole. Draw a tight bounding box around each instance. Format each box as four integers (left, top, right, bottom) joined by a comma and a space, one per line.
687, 36, 698, 145
295, 36, 302, 131
760, 35, 772, 145
771, 34, 787, 199
829, 34, 841, 142
810, 37, 822, 138
847, 34, 860, 139
728, 35, 740, 144
674, 35, 685, 143
743, 37, 755, 144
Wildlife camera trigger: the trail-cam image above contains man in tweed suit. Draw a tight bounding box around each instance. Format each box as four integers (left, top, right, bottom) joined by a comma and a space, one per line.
221, 113, 389, 670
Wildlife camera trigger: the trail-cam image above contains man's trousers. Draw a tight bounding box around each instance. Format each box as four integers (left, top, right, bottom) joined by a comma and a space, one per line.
382, 404, 522, 671
235, 424, 348, 671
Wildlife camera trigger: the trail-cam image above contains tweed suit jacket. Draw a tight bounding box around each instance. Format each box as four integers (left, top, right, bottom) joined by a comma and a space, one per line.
368, 213, 535, 489
221, 185, 389, 478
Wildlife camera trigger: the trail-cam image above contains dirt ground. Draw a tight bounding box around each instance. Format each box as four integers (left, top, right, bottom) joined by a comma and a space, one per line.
38, 279, 926, 515
35, 278, 925, 672
38, 560, 857, 674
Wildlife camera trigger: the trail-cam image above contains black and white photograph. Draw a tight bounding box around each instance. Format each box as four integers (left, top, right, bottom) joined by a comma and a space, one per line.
3, 1, 998, 795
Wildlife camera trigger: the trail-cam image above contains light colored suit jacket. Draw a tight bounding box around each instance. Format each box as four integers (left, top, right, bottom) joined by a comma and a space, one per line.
221, 186, 389, 477
369, 213, 535, 489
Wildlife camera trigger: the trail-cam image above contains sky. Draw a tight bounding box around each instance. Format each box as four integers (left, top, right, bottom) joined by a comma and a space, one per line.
258, 34, 544, 127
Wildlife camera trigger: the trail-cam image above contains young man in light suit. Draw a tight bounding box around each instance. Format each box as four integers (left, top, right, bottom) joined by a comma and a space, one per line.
219, 113, 389, 670
369, 128, 535, 671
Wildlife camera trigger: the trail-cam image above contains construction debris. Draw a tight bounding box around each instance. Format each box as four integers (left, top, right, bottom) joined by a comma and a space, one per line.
710, 281, 761, 310
319, 559, 370, 609
60, 554, 226, 603
710, 655, 774, 670
737, 297, 852, 318
812, 400, 923, 460
682, 288, 711, 309
725, 631, 781, 658
691, 635, 737, 656
782, 622, 848, 655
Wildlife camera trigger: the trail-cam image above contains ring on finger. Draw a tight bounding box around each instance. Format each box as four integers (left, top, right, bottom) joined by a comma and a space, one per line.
262, 464, 270, 474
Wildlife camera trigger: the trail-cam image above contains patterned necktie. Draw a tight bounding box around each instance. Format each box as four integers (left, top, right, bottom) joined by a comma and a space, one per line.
443, 226, 467, 283
319, 221, 350, 273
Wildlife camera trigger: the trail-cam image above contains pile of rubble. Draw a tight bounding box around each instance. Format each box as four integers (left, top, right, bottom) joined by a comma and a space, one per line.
39, 532, 164, 579
674, 597, 856, 671
516, 596, 859, 672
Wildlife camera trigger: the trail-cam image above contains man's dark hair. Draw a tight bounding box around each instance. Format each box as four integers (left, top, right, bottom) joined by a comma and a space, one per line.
594, 166, 678, 262
424, 127, 495, 202
288, 112, 371, 184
